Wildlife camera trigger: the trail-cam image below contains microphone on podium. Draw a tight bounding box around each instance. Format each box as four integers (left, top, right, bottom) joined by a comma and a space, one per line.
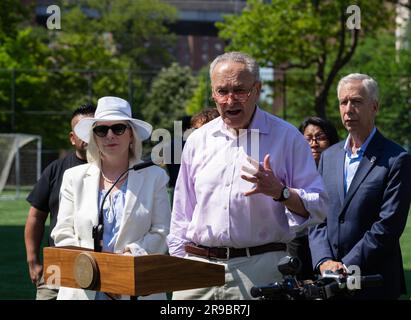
92, 160, 155, 252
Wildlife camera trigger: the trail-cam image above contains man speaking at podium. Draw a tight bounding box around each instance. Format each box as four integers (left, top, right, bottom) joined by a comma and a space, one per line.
168, 52, 327, 300
51, 96, 171, 300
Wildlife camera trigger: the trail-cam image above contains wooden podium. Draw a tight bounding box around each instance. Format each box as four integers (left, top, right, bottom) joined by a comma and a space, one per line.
43, 246, 225, 296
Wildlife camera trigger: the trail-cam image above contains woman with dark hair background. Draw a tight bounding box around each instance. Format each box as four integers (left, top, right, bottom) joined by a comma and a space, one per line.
288, 116, 339, 280
299, 116, 339, 166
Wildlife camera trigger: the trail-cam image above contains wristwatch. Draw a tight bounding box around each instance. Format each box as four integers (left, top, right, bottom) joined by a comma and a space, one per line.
273, 186, 290, 202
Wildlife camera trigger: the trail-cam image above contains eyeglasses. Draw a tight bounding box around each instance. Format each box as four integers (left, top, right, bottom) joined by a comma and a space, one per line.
93, 123, 130, 137
304, 134, 328, 143
213, 83, 256, 103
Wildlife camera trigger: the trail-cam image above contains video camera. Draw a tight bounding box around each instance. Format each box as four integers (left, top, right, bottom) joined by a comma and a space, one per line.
250, 256, 383, 300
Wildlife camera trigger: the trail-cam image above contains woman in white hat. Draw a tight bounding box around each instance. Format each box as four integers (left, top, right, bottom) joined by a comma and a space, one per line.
51, 96, 171, 300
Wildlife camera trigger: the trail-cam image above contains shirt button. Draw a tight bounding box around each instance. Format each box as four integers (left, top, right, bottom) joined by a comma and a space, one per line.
226, 183, 230, 187
339, 218, 345, 224
224, 206, 227, 210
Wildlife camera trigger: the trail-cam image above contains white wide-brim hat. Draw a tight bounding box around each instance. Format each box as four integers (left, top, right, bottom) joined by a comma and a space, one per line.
74, 96, 152, 143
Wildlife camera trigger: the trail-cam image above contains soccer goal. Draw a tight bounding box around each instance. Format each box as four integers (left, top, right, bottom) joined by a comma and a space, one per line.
0, 134, 42, 200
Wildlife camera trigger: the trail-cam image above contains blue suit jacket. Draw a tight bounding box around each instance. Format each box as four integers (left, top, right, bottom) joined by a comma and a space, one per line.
309, 130, 411, 299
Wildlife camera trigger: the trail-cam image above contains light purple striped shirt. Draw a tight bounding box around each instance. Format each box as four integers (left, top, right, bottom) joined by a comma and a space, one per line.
167, 107, 328, 257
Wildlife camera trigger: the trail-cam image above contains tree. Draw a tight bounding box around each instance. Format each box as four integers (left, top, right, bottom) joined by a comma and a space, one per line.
72, 0, 178, 70
217, 0, 394, 118
0, 1, 177, 151
185, 67, 214, 115
143, 63, 196, 132
0, 21, 132, 149
0, 27, 53, 135
0, 0, 29, 40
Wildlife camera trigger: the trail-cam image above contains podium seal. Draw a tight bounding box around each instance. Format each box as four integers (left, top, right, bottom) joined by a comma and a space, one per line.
73, 252, 99, 289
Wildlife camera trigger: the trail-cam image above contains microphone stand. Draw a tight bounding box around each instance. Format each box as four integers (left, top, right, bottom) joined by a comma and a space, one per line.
92, 160, 155, 252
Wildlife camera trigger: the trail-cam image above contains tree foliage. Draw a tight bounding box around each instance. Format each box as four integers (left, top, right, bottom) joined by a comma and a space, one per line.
0, 1, 177, 151
217, 0, 394, 118
0, 0, 29, 40
143, 63, 196, 132
185, 67, 214, 115
68, 0, 177, 70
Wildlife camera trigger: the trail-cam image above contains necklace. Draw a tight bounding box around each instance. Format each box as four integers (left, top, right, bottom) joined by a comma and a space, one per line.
101, 170, 128, 185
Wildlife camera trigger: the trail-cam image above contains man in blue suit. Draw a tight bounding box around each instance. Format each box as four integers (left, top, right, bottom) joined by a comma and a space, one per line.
309, 73, 411, 299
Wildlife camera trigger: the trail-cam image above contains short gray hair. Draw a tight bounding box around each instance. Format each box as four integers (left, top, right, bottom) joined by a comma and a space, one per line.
86, 121, 142, 166
209, 51, 260, 82
337, 73, 379, 103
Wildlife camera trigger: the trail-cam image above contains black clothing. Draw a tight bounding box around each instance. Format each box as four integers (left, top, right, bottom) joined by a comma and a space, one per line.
26, 153, 86, 246
287, 235, 315, 281
166, 140, 186, 188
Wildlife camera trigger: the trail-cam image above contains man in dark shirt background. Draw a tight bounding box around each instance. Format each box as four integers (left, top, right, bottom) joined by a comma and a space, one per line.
166, 115, 192, 189
24, 104, 95, 300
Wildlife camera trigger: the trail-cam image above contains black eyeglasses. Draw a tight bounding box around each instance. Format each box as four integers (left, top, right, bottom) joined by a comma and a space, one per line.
304, 133, 328, 143
93, 123, 130, 137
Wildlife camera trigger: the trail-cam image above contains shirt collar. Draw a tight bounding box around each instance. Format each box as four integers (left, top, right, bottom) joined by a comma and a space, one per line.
343, 127, 377, 157
210, 106, 269, 137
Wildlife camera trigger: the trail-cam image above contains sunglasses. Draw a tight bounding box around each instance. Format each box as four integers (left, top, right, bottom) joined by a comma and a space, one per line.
93, 123, 130, 137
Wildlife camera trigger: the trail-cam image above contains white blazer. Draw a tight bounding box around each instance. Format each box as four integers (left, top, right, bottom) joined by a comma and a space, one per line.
51, 162, 171, 300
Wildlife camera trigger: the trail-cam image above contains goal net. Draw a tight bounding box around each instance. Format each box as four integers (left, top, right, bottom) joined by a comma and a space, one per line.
0, 134, 42, 199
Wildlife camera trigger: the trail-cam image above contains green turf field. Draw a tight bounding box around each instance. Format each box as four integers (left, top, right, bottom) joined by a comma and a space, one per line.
0, 197, 37, 299
0, 197, 410, 300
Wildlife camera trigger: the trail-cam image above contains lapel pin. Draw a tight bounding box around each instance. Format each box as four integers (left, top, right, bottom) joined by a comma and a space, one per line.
370, 156, 376, 163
